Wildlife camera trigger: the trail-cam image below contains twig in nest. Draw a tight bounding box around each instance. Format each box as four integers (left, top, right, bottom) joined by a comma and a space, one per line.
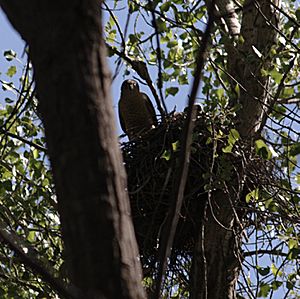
153, 2, 216, 298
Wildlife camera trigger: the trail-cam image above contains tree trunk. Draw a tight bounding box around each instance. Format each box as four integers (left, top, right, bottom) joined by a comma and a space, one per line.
0, 1, 145, 298
190, 191, 241, 299
228, 0, 279, 137
190, 0, 279, 298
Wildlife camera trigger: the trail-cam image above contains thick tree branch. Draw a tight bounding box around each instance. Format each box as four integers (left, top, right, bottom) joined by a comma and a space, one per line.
206, 0, 241, 36
227, 0, 280, 137
0, 1, 146, 298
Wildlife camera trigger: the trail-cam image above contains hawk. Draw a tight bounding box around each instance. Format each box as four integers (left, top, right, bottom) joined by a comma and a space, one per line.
118, 79, 157, 140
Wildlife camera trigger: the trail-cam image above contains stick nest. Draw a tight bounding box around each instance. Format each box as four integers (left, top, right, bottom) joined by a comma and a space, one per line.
121, 108, 273, 278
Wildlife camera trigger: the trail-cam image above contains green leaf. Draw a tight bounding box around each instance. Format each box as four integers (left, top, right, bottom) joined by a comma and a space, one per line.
167, 40, 178, 48
234, 84, 240, 97
289, 143, 300, 156
107, 29, 117, 42
280, 87, 294, 98
179, 32, 188, 40
287, 248, 300, 260
271, 264, 283, 276
27, 230, 35, 242
286, 280, 294, 290
172, 141, 180, 152
271, 281, 282, 290
6, 66, 17, 77
255, 139, 272, 160
3, 49, 16, 61
160, 1, 171, 12
216, 88, 224, 99
270, 69, 283, 84
178, 74, 188, 85
156, 18, 168, 33
271, 104, 286, 120
257, 266, 270, 276
161, 149, 171, 161
166, 87, 179, 97
288, 238, 298, 249
228, 129, 240, 145
245, 188, 259, 203
296, 8, 300, 21
222, 144, 233, 153
33, 149, 39, 159
161, 35, 170, 44
222, 129, 239, 153
128, 1, 139, 13
3, 180, 12, 191
258, 282, 271, 297
128, 34, 138, 43
5, 97, 14, 103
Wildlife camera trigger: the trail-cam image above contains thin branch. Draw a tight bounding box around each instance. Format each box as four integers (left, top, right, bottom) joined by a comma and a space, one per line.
243, 249, 289, 257
277, 97, 300, 105
150, 7, 167, 115
0, 129, 47, 152
106, 44, 166, 118
210, 59, 300, 126
153, 3, 215, 297
269, 0, 300, 28
258, 54, 297, 133
0, 221, 80, 299
103, 2, 126, 49
254, 0, 300, 52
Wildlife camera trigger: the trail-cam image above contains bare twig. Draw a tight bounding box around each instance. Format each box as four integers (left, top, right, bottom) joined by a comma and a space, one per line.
0, 129, 47, 152
150, 7, 167, 115
103, 2, 126, 49
243, 249, 289, 257
258, 54, 297, 134
153, 3, 215, 297
277, 97, 300, 105
106, 44, 166, 118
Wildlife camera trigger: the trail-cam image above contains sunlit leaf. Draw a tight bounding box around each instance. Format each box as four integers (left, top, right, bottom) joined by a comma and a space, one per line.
6, 66, 17, 77
255, 139, 272, 160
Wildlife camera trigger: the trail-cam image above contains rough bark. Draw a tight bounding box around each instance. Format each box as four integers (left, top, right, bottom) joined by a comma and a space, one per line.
228, 0, 279, 137
190, 191, 241, 299
207, 0, 241, 36
190, 1, 279, 298
0, 1, 145, 298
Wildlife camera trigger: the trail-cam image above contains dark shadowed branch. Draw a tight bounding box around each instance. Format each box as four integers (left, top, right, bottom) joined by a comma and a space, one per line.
154, 3, 216, 297
0, 221, 80, 299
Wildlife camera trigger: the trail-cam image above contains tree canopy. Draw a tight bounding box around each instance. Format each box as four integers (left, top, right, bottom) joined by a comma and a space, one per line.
0, 0, 299, 298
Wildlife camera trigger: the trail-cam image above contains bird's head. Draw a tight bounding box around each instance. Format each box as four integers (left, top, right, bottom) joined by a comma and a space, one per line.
121, 79, 140, 95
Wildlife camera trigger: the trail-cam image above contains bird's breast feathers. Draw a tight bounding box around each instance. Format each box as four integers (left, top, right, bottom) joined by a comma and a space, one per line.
120, 95, 155, 131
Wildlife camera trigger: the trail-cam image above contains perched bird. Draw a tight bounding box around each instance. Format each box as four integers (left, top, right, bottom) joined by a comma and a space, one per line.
118, 79, 157, 140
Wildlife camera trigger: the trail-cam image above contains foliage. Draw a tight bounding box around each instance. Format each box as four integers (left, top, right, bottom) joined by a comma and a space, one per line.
0, 0, 299, 298
105, 1, 300, 298
0, 55, 61, 298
